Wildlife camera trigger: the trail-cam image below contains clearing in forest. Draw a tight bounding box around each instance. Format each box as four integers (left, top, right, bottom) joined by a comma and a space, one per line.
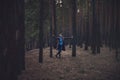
18, 46, 120, 80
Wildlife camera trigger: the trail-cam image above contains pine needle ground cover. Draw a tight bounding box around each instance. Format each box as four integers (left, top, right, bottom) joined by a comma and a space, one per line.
18, 46, 120, 80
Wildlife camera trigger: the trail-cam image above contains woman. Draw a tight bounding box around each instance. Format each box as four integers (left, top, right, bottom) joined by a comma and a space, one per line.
55, 34, 65, 58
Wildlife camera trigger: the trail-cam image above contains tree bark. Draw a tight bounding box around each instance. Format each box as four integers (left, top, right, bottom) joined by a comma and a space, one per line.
39, 0, 44, 63
71, 0, 77, 57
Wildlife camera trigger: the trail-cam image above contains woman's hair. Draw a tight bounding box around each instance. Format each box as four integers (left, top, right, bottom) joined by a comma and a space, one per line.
59, 34, 62, 37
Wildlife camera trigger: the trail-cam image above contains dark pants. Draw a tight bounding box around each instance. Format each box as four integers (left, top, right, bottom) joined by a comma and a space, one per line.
56, 45, 62, 58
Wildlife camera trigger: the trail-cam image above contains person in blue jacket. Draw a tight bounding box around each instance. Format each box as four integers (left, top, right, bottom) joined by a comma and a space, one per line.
55, 34, 65, 58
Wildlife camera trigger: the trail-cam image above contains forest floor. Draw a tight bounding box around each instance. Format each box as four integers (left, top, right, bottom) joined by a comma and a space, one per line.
18, 45, 120, 80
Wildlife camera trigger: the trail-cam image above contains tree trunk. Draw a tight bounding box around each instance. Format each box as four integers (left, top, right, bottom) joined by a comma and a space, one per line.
17, 0, 25, 73
39, 0, 44, 63
114, 0, 119, 61
49, 0, 53, 58
96, 0, 101, 53
84, 0, 90, 50
0, 1, 7, 79
71, 0, 77, 57
52, 0, 57, 50
91, 0, 97, 54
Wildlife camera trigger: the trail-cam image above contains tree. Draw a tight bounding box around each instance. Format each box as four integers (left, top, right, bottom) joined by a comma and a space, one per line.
16, 0, 25, 73
84, 0, 90, 50
71, 0, 77, 57
39, 0, 44, 63
91, 0, 97, 54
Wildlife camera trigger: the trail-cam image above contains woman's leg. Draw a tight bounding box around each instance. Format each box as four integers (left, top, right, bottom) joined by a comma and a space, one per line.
56, 45, 62, 58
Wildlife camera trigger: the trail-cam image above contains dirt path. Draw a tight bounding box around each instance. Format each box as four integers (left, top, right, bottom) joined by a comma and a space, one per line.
18, 46, 120, 80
